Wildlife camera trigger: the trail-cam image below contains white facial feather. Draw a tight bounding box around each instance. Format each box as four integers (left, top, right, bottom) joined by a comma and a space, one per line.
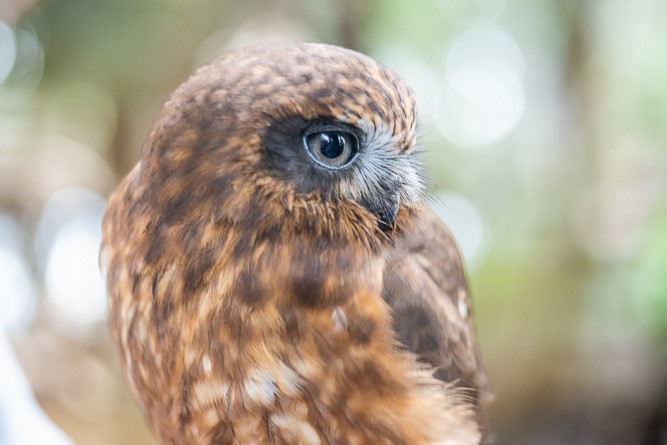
340, 118, 424, 207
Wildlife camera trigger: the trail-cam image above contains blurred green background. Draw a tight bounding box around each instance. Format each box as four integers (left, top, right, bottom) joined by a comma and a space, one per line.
1, 0, 666, 444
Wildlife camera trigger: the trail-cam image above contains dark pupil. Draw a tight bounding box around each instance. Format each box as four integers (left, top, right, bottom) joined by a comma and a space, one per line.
319, 133, 345, 159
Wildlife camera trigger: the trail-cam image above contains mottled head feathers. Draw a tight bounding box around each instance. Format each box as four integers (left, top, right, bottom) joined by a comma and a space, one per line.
140, 42, 423, 245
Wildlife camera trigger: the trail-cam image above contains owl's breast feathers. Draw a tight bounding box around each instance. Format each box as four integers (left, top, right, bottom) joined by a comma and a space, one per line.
102, 42, 487, 445
104, 178, 484, 444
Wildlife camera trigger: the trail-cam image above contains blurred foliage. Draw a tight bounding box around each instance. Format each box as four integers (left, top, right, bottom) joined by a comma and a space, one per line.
1, 0, 666, 444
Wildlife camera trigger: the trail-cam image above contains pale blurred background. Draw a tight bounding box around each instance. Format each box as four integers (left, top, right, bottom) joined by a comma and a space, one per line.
1, 0, 666, 444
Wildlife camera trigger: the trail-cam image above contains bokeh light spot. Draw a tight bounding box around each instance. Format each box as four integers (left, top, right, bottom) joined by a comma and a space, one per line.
436, 21, 525, 148
36, 188, 107, 326
11, 26, 45, 90
0, 21, 17, 85
430, 191, 489, 268
0, 213, 35, 331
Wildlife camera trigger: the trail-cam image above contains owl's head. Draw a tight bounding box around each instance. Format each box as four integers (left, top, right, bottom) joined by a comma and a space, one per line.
140, 42, 424, 249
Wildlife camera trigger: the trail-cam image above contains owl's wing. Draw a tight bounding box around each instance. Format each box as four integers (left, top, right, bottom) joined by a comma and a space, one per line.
382, 207, 492, 403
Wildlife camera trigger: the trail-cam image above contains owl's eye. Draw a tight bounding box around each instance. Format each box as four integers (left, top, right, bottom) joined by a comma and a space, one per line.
304, 131, 359, 169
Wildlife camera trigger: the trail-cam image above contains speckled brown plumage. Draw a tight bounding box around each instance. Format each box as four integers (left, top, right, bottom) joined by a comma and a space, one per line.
102, 42, 489, 445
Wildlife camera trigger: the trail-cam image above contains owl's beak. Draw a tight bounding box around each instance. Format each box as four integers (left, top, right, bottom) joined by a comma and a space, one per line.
362, 190, 400, 232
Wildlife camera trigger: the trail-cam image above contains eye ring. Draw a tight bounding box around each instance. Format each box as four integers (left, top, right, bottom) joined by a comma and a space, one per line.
304, 130, 359, 170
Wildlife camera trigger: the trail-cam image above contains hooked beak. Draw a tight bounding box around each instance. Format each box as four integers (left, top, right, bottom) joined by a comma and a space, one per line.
361, 190, 400, 232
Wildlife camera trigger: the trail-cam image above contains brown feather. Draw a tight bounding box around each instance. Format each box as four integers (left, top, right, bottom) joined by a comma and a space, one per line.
383, 207, 492, 403
102, 42, 486, 445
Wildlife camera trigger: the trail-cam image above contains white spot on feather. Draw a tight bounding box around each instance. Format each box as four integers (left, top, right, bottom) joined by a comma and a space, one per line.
272, 414, 321, 445
277, 361, 303, 396
191, 380, 229, 410
202, 354, 212, 374
244, 369, 276, 405
457, 288, 469, 319
331, 307, 348, 332
184, 347, 196, 366
135, 318, 148, 342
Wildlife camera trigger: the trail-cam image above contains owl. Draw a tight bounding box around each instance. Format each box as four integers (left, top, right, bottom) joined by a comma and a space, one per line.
102, 42, 489, 445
